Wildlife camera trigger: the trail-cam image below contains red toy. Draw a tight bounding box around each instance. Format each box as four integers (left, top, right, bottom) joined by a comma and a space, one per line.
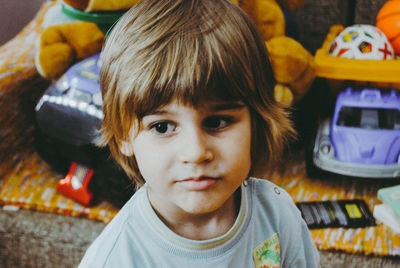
376, 0, 400, 55
57, 162, 94, 205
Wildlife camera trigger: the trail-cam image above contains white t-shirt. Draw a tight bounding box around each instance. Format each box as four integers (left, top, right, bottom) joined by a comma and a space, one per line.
79, 177, 320, 267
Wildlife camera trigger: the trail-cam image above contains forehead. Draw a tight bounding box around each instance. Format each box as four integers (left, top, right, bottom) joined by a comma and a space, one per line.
142, 99, 246, 116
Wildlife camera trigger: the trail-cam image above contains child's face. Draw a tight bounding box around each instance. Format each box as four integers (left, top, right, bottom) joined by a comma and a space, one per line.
128, 99, 252, 218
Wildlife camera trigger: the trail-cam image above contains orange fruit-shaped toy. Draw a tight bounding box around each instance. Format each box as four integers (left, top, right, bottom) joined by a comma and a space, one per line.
376, 0, 400, 55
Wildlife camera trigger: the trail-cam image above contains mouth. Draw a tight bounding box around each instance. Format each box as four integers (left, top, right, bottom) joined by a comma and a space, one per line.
177, 176, 221, 190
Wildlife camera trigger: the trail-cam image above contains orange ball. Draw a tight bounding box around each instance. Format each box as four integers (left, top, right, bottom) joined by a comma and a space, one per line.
376, 0, 400, 55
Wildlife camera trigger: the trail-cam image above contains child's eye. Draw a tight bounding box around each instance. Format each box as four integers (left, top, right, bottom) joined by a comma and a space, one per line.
203, 116, 232, 130
150, 122, 176, 135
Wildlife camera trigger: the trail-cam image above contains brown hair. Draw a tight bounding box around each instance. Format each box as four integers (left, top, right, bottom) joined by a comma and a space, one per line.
97, 0, 295, 186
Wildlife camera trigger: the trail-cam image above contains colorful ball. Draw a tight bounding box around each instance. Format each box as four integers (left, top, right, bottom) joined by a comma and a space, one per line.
376, 0, 400, 55
328, 24, 394, 60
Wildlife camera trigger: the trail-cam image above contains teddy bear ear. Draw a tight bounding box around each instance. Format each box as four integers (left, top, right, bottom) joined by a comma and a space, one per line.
120, 140, 134, 156
278, 0, 305, 13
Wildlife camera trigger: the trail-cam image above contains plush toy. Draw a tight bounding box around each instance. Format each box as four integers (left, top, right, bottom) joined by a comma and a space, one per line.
36, 0, 315, 107
35, 0, 140, 79
266, 35, 315, 106
234, 0, 315, 106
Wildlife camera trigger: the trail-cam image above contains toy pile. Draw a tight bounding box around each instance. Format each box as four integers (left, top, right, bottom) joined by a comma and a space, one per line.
315, 0, 400, 83
308, 0, 400, 181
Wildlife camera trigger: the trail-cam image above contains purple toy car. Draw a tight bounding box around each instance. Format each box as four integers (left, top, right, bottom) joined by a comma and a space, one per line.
312, 87, 400, 178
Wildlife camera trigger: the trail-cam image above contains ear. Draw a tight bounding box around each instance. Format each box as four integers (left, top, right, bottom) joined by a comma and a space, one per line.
120, 140, 134, 156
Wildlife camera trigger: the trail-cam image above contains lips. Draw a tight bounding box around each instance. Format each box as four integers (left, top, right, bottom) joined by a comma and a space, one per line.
178, 176, 221, 190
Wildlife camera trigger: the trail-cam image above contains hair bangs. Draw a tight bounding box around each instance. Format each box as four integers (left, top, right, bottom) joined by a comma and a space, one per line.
120, 16, 256, 120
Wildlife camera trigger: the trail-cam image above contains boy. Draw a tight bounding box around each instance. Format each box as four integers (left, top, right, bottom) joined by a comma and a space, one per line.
79, 0, 320, 267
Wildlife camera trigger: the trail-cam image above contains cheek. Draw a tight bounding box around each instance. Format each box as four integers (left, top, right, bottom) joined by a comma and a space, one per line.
132, 136, 174, 182
132, 148, 153, 180
238, 132, 252, 170
132, 139, 160, 181
223, 127, 252, 174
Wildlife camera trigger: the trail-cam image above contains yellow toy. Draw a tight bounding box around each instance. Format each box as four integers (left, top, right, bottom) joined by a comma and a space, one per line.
35, 0, 315, 107
35, 0, 139, 79
234, 0, 315, 106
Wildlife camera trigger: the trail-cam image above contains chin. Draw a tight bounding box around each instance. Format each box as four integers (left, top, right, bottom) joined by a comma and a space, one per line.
177, 195, 229, 215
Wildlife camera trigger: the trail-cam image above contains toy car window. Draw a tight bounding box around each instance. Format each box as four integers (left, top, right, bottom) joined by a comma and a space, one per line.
376, 108, 400, 130
337, 106, 400, 130
392, 109, 400, 130
360, 109, 378, 129
337, 106, 361, 127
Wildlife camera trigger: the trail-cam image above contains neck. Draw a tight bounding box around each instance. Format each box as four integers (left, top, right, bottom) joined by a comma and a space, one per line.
150, 189, 241, 240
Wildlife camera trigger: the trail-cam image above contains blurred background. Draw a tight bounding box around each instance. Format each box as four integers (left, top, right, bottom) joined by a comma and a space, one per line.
0, 0, 44, 45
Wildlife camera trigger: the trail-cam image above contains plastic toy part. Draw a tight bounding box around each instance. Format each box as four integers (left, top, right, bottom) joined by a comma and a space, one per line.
315, 25, 400, 84
35, 53, 103, 146
376, 0, 400, 55
312, 118, 400, 178
311, 87, 400, 179
61, 3, 126, 33
57, 161, 94, 205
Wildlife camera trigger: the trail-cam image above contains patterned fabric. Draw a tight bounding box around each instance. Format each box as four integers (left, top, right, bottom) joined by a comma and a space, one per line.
0, 152, 119, 223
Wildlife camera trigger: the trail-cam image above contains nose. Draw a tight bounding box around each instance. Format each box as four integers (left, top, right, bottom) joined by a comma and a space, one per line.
178, 127, 214, 164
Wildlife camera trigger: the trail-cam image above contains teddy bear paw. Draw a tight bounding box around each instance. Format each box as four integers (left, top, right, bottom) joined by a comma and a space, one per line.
274, 84, 294, 107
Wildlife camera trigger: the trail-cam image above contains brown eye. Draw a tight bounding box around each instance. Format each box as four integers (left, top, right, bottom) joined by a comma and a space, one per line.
151, 122, 175, 134
203, 116, 232, 130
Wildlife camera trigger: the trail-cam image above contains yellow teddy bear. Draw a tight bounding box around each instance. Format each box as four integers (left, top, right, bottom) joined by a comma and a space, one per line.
36, 0, 315, 107
35, 0, 140, 80
233, 0, 315, 106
